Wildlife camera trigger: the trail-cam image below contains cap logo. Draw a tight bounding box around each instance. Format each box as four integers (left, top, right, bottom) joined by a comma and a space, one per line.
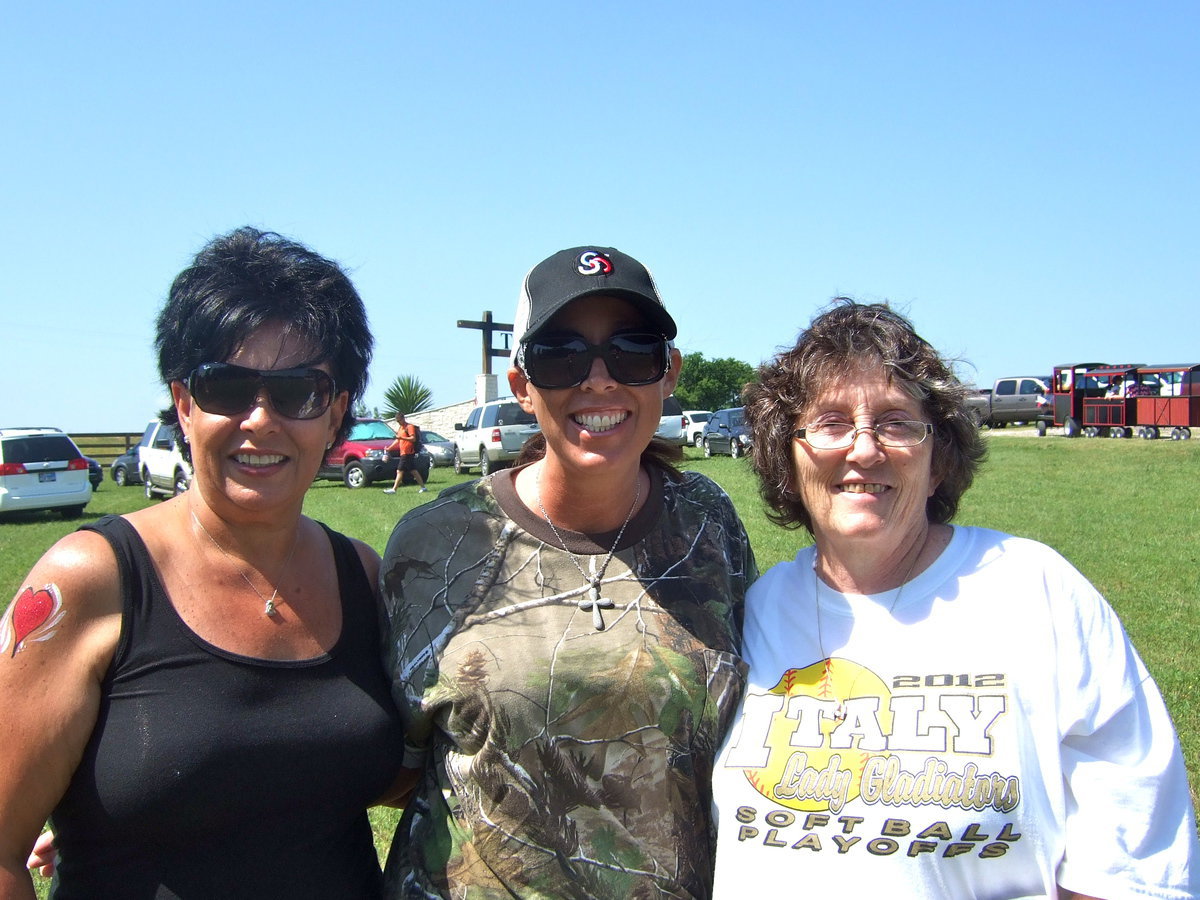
577, 251, 613, 276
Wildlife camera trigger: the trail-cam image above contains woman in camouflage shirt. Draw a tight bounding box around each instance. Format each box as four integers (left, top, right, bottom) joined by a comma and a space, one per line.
380, 247, 755, 899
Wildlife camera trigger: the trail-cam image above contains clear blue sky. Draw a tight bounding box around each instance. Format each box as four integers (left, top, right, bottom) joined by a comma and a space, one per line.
4, 2, 1197, 432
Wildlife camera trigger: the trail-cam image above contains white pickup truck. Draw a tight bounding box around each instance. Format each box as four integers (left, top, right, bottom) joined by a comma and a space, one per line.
965, 376, 1051, 428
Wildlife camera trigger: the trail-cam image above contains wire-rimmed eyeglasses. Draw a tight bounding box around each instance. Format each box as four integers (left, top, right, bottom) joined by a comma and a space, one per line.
792, 420, 934, 450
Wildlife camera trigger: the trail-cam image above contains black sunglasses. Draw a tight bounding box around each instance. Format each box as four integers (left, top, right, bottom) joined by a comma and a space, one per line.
187, 362, 337, 420
522, 332, 670, 390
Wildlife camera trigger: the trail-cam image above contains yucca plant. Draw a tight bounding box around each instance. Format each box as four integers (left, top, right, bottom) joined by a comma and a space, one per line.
382, 374, 433, 418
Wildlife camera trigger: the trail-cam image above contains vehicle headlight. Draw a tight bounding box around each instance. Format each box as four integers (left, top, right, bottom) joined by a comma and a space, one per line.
365, 449, 385, 460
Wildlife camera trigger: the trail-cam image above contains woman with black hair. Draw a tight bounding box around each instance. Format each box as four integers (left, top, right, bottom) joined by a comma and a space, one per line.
0, 227, 404, 899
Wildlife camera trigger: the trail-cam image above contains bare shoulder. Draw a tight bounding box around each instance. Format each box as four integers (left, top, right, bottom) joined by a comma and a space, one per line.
8, 528, 122, 623
3, 526, 123, 671
0, 527, 123, 866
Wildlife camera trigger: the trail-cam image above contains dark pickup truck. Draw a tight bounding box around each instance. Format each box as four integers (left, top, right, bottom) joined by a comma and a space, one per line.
965, 376, 1051, 428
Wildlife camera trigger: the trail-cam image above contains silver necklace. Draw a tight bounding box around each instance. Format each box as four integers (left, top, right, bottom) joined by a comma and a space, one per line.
812, 547, 921, 720
190, 508, 300, 617
535, 467, 641, 632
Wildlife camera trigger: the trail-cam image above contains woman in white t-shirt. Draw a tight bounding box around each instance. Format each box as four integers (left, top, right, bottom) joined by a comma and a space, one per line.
712, 299, 1197, 899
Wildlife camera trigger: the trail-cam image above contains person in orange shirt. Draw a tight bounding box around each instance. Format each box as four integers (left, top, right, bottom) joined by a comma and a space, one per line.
383, 413, 426, 494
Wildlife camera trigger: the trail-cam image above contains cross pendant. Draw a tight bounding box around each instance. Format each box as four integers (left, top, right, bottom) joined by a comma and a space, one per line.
578, 582, 615, 631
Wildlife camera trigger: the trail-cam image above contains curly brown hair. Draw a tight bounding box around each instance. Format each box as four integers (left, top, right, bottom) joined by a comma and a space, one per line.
744, 299, 985, 532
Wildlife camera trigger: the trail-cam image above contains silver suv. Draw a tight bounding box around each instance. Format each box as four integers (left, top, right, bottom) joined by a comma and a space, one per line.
138, 421, 193, 499
0, 427, 93, 518
452, 398, 540, 476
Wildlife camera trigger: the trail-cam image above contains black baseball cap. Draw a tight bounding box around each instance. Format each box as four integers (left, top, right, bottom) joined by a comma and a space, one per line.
512, 247, 678, 349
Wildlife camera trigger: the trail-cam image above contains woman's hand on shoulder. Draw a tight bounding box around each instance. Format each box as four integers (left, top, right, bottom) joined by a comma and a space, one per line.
0, 529, 122, 883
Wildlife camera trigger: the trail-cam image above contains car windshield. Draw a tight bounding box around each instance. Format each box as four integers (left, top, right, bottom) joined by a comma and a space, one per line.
690, 413, 710, 423
349, 421, 396, 440
422, 431, 446, 442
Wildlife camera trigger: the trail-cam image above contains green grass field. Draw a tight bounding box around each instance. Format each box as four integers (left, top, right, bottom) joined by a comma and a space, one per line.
5, 431, 1197, 892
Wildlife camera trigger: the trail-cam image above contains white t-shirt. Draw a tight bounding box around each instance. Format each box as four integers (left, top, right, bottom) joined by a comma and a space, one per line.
712, 525, 1198, 899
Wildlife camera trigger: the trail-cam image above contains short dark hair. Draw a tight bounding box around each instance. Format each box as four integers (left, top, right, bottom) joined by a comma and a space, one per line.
155, 227, 372, 447
744, 298, 985, 532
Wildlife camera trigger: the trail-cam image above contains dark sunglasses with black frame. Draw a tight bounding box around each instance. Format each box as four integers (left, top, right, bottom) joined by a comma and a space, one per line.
186, 362, 338, 420
520, 331, 670, 390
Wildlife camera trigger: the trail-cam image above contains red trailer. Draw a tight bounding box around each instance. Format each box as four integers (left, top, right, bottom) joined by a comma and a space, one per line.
1044, 362, 1197, 440
1128, 364, 1199, 440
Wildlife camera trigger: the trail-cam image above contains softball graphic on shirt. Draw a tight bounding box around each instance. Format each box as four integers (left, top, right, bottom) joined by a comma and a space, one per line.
728, 658, 894, 813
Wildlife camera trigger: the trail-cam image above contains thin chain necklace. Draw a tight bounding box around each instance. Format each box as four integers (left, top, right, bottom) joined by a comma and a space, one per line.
190, 508, 300, 617
812, 546, 922, 720
535, 466, 641, 632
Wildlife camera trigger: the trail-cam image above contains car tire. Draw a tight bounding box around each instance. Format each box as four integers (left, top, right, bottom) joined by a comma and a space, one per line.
173, 469, 190, 495
1035, 420, 1047, 437
343, 461, 368, 489
453, 448, 466, 475
731, 440, 743, 459
703, 438, 713, 458
114, 465, 129, 487
1064, 417, 1080, 438
479, 450, 491, 477
59, 505, 86, 519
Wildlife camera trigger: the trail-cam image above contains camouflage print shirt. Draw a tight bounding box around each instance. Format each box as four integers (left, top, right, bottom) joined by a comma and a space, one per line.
381, 465, 755, 900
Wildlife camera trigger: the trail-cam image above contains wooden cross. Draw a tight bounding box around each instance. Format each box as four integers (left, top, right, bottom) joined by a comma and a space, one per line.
457, 311, 514, 375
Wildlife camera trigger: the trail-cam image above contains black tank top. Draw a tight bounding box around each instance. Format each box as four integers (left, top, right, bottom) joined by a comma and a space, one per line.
50, 515, 405, 899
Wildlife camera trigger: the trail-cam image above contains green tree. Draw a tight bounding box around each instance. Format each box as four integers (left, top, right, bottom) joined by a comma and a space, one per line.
383, 375, 433, 418
673, 352, 756, 411
352, 401, 381, 419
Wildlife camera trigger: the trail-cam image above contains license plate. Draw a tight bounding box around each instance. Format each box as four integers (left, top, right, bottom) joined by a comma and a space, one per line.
39, 471, 56, 483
